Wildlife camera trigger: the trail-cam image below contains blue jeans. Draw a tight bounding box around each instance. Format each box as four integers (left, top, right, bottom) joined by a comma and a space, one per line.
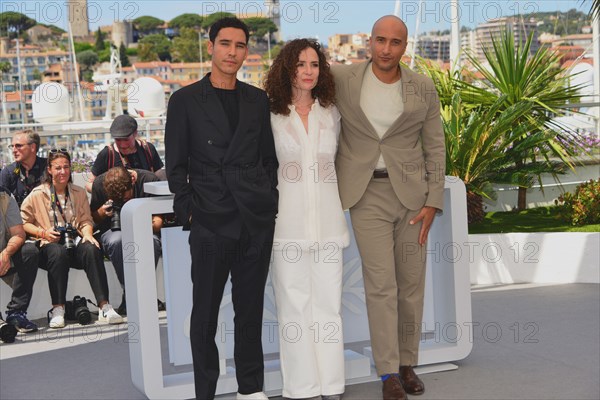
100, 229, 162, 288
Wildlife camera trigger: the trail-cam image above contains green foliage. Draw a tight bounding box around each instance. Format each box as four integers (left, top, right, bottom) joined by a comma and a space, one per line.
463, 30, 584, 210
126, 48, 138, 56
138, 34, 172, 61
32, 68, 41, 81
169, 13, 203, 29
262, 44, 282, 61
442, 92, 533, 199
469, 206, 600, 233
202, 12, 236, 30
0, 61, 11, 74
119, 43, 131, 67
172, 27, 203, 62
524, 9, 591, 35
556, 179, 600, 226
94, 27, 106, 51
82, 70, 94, 82
133, 16, 164, 34
73, 42, 93, 53
77, 50, 98, 69
244, 17, 278, 39
97, 48, 111, 63
0, 12, 36, 37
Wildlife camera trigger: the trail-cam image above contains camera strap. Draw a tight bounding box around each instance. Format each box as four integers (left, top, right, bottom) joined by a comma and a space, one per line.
50, 185, 73, 227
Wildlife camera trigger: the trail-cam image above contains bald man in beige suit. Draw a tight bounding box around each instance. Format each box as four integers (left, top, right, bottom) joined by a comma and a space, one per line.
333, 16, 445, 400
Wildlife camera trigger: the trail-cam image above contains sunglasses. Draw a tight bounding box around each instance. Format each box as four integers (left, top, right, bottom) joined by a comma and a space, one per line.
8, 143, 32, 150
49, 148, 69, 154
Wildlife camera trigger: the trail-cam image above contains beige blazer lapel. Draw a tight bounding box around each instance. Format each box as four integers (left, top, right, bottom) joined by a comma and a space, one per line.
347, 62, 380, 141
381, 66, 416, 140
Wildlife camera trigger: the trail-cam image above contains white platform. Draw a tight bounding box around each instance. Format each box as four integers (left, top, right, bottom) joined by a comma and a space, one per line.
116, 177, 473, 399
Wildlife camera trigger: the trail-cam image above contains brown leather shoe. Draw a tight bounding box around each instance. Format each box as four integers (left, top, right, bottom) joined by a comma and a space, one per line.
399, 366, 424, 395
382, 375, 407, 400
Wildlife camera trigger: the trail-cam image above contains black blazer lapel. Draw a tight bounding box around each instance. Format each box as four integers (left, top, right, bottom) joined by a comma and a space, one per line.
191, 74, 232, 140
225, 81, 259, 158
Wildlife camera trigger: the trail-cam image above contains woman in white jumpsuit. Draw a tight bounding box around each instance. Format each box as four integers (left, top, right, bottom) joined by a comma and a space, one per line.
264, 39, 350, 400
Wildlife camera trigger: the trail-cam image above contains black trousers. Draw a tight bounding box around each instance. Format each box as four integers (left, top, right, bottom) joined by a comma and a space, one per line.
189, 223, 274, 400
38, 242, 109, 305
2, 242, 39, 313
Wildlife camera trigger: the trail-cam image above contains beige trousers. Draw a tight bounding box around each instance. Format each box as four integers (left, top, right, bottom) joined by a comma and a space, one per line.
349, 177, 427, 375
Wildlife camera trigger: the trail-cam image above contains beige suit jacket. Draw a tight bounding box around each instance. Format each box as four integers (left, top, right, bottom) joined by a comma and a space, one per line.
333, 61, 446, 211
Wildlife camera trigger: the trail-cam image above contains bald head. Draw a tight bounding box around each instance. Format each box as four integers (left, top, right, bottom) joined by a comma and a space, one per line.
372, 15, 408, 39
369, 15, 408, 81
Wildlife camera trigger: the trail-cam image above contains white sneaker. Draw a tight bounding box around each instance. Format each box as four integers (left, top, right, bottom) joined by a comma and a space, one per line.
98, 304, 124, 324
236, 392, 268, 400
48, 306, 65, 329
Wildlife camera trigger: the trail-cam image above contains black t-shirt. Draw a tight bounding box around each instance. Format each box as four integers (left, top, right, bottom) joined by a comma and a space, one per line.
214, 87, 239, 137
90, 141, 164, 177
90, 169, 160, 234
0, 157, 47, 206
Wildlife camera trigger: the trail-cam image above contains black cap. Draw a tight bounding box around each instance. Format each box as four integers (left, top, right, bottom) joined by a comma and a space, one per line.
110, 115, 137, 138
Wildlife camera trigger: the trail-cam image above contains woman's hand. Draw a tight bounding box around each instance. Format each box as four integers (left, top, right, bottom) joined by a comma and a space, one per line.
45, 228, 62, 244
81, 234, 100, 249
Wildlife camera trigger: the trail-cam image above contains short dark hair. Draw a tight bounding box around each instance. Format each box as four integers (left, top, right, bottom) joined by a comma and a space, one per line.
209, 17, 250, 44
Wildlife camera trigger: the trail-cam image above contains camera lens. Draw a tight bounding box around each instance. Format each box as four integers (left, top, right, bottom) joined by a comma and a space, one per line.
110, 206, 121, 231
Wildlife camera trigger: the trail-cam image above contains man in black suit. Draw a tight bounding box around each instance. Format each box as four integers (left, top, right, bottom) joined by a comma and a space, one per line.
165, 17, 278, 400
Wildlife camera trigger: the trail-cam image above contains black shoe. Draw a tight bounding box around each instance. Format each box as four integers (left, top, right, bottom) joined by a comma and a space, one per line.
157, 299, 166, 312
0, 312, 18, 343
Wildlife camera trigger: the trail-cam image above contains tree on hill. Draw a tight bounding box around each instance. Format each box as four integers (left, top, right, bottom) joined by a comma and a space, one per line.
119, 43, 131, 67
244, 17, 278, 42
201, 12, 236, 31
169, 13, 203, 29
172, 27, 204, 62
133, 16, 164, 35
74, 42, 94, 53
77, 50, 98, 82
0, 61, 11, 76
95, 27, 106, 51
0, 12, 36, 38
138, 34, 172, 61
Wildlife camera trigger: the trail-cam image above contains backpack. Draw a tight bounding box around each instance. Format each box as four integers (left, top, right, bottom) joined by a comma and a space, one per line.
106, 140, 155, 172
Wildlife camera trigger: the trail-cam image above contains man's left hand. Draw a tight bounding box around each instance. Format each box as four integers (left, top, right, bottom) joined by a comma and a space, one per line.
409, 206, 438, 246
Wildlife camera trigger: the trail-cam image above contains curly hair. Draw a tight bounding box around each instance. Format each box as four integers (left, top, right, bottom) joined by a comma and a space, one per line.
103, 166, 133, 203
44, 150, 72, 185
264, 39, 336, 116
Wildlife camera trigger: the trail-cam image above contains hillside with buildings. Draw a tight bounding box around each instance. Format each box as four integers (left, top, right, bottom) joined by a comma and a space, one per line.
0, 3, 595, 127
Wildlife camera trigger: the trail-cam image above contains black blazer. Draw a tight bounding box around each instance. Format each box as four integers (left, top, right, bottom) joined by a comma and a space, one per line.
165, 75, 279, 238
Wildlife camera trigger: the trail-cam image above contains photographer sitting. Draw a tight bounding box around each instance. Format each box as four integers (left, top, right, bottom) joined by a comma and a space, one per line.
0, 130, 47, 332
20, 150, 123, 328
90, 166, 163, 315
85, 114, 164, 193
1, 188, 38, 342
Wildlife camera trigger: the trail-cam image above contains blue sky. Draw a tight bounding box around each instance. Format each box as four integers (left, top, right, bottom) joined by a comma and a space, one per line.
2, 1, 591, 42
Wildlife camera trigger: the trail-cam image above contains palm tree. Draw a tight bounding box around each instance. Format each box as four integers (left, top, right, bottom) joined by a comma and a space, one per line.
581, 0, 600, 21
461, 30, 585, 210
442, 93, 535, 222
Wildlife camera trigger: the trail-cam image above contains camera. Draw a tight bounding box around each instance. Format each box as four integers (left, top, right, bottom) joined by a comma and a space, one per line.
110, 203, 123, 232
64, 296, 92, 325
57, 223, 77, 251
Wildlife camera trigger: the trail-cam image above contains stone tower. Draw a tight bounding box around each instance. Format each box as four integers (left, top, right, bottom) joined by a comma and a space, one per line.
67, 0, 90, 38
264, 0, 281, 42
